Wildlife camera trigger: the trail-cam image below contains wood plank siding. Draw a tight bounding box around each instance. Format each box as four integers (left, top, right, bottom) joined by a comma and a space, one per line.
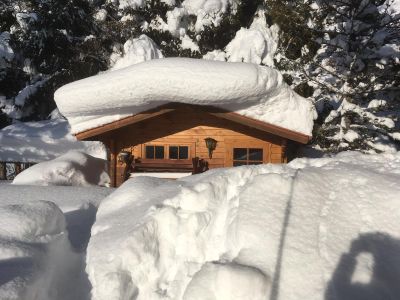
84, 107, 294, 186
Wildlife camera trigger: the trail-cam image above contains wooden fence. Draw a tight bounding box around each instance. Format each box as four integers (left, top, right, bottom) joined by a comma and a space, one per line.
0, 162, 36, 180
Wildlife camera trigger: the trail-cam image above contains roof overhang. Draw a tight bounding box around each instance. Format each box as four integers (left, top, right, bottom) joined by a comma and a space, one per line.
75, 103, 311, 144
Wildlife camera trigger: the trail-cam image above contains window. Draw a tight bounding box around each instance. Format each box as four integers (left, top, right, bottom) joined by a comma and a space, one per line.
144, 144, 191, 160
233, 148, 263, 166
169, 146, 189, 160
145, 145, 165, 159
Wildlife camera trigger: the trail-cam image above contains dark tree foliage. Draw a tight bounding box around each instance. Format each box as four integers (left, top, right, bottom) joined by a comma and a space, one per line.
0, 0, 106, 126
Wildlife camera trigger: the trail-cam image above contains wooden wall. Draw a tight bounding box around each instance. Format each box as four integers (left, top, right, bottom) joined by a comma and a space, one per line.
93, 109, 287, 186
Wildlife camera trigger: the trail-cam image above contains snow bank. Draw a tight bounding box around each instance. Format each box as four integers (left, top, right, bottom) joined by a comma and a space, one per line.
0, 184, 113, 249
87, 152, 400, 300
0, 201, 79, 300
13, 150, 110, 187
0, 118, 107, 162
55, 58, 316, 136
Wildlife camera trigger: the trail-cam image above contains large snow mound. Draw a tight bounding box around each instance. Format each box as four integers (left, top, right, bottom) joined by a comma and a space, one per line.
0, 201, 79, 300
13, 150, 110, 187
55, 58, 316, 136
0, 118, 107, 162
0, 184, 113, 299
87, 152, 400, 300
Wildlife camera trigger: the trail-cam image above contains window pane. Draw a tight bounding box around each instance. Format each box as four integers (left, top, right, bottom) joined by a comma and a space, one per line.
179, 146, 189, 159
233, 161, 247, 167
233, 148, 247, 160
155, 146, 164, 159
169, 146, 178, 159
249, 148, 263, 161
248, 162, 263, 165
145, 146, 154, 159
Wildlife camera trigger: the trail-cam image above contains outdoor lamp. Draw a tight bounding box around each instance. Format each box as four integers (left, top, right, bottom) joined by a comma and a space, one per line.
204, 137, 217, 159
118, 151, 132, 164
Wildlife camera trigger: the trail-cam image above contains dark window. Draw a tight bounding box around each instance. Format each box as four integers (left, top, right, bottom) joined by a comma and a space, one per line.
249, 148, 263, 161
233, 148, 247, 160
179, 146, 189, 159
155, 146, 164, 159
233, 148, 263, 166
145, 145, 154, 159
169, 146, 189, 160
169, 146, 178, 159
145, 145, 164, 159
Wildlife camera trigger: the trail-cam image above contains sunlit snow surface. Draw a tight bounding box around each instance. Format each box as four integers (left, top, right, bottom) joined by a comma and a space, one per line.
54, 58, 316, 136
0, 184, 112, 300
12, 150, 110, 187
0, 119, 107, 162
87, 152, 400, 300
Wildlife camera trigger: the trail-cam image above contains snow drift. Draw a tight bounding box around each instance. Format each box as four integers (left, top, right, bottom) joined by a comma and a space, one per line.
12, 150, 110, 187
0, 119, 107, 163
54, 58, 316, 136
0, 201, 79, 300
87, 152, 400, 300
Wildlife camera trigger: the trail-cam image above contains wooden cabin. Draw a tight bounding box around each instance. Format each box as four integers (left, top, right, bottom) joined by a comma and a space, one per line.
75, 103, 311, 187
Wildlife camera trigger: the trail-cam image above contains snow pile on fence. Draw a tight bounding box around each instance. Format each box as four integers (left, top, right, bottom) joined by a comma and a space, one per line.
13, 150, 110, 187
55, 58, 316, 136
0, 201, 79, 300
0, 118, 107, 163
86, 151, 400, 300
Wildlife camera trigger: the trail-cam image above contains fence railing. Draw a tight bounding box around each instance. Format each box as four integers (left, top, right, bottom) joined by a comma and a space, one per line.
0, 162, 36, 180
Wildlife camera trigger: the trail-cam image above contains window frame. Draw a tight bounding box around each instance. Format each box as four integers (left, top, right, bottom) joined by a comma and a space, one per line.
142, 142, 194, 162
225, 140, 270, 167
232, 148, 264, 166
168, 145, 190, 160
144, 144, 165, 160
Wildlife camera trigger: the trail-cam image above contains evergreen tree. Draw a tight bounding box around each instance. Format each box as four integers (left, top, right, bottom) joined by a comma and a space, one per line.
309, 0, 400, 152
0, 0, 103, 127
264, 0, 321, 97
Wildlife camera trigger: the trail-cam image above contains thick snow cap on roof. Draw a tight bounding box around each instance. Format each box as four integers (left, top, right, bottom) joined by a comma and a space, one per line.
54, 58, 316, 136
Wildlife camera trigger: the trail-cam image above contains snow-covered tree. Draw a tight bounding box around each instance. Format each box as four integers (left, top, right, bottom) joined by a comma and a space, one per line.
0, 0, 102, 126
309, 0, 400, 152
263, 0, 321, 97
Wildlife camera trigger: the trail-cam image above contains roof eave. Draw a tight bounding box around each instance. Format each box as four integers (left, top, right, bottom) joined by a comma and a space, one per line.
74, 103, 312, 144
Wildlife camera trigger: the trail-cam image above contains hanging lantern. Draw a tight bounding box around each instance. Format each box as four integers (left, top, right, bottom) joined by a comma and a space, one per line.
118, 151, 132, 164
204, 137, 217, 159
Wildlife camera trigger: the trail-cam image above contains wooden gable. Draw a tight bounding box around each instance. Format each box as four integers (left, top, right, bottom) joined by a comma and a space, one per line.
75, 104, 311, 186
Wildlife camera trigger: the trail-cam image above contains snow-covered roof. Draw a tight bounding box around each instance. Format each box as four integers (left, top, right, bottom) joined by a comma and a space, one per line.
54, 58, 316, 136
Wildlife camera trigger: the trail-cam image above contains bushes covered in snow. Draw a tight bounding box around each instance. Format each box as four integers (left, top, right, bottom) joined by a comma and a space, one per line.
13, 151, 110, 187
87, 152, 400, 300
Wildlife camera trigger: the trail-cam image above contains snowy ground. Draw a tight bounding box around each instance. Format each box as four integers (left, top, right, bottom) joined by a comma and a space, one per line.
0, 183, 113, 300
1, 152, 400, 300
87, 152, 400, 300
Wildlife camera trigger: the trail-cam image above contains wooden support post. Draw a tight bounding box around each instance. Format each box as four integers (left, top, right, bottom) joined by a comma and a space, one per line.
281, 139, 288, 163
109, 139, 117, 187
15, 162, 22, 175
0, 162, 6, 180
